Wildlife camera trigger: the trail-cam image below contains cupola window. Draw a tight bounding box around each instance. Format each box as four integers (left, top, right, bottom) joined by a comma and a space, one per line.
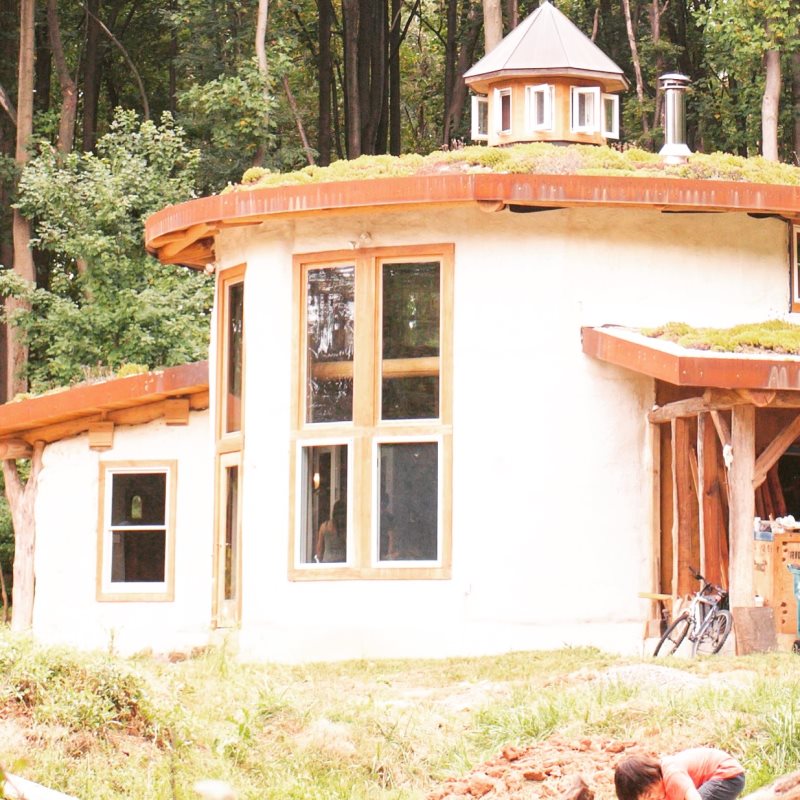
471, 95, 489, 141
526, 84, 553, 131
494, 88, 512, 133
571, 86, 600, 133
602, 94, 620, 139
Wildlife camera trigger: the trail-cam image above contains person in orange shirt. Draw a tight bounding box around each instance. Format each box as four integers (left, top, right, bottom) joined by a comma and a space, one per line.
615, 748, 745, 800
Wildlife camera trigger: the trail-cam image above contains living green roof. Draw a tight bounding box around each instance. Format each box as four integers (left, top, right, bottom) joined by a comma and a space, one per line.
232, 144, 800, 192
643, 321, 800, 355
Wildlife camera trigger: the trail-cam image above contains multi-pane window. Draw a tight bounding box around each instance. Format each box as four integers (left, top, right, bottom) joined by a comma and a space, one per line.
98, 463, 176, 601
525, 84, 553, 131
293, 247, 452, 578
571, 86, 600, 133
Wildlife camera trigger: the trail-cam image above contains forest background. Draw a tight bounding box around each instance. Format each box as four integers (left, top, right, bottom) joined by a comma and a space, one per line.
0, 0, 797, 599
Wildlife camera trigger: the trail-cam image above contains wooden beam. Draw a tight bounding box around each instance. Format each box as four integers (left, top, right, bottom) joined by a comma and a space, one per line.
698, 413, 724, 587
164, 398, 190, 425
649, 396, 708, 423
753, 412, 800, 489
0, 439, 33, 459
711, 409, 732, 450
158, 222, 219, 260
672, 418, 697, 597
729, 404, 756, 607
705, 388, 800, 409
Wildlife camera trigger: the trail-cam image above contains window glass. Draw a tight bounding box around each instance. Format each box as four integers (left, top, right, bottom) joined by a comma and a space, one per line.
477, 98, 488, 136
602, 94, 619, 138
379, 442, 438, 561
109, 472, 167, 583
306, 267, 355, 423
225, 281, 244, 433
500, 92, 511, 131
301, 444, 348, 563
381, 262, 440, 420
224, 465, 239, 601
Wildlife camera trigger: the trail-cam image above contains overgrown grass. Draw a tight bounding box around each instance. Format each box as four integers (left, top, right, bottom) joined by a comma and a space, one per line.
1, 637, 800, 799
231, 143, 800, 192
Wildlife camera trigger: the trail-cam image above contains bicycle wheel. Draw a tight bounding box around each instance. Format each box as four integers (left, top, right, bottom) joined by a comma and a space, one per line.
692, 610, 732, 656
654, 612, 691, 656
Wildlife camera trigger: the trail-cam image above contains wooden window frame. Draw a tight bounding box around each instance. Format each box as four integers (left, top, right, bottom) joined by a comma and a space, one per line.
570, 86, 600, 133
601, 93, 619, 139
792, 224, 800, 312
471, 94, 489, 141
96, 460, 177, 602
289, 244, 453, 581
216, 264, 246, 453
525, 84, 554, 132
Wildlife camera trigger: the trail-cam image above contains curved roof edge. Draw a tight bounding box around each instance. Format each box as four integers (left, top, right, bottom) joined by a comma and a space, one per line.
145, 173, 800, 269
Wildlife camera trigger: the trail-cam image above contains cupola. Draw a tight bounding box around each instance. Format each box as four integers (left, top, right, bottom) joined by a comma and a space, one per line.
464, 0, 629, 146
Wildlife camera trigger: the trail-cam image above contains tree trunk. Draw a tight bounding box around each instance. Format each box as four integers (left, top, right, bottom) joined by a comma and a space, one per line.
9, 0, 36, 401
443, 0, 457, 145
82, 0, 102, 151
483, 0, 503, 53
389, 0, 401, 154
317, 0, 332, 165
649, 0, 666, 141
793, 50, 800, 162
444, 2, 482, 144
361, 0, 385, 153
505, 0, 518, 29
47, 0, 78, 154
342, 0, 361, 157
761, 47, 781, 162
621, 0, 649, 137
3, 441, 45, 632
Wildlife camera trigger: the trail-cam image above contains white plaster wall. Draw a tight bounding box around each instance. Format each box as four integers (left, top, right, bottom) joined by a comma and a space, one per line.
211, 206, 787, 662
32, 411, 213, 655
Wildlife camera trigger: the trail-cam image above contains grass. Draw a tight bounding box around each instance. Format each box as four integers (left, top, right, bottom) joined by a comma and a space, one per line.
0, 636, 799, 798
642, 320, 800, 355
230, 143, 800, 192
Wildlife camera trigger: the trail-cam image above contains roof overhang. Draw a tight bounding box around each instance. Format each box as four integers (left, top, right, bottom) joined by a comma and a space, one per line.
145, 173, 800, 269
464, 68, 629, 93
0, 361, 209, 446
582, 326, 800, 392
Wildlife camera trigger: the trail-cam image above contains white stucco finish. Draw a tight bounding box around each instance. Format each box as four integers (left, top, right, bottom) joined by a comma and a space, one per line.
32, 411, 213, 655
202, 204, 789, 662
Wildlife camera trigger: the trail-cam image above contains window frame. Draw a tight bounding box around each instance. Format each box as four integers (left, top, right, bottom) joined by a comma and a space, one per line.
494, 87, 513, 134
289, 245, 453, 581
216, 264, 246, 450
570, 86, 600, 134
96, 461, 177, 602
525, 83, 554, 132
601, 93, 620, 139
471, 94, 489, 141
792, 224, 800, 312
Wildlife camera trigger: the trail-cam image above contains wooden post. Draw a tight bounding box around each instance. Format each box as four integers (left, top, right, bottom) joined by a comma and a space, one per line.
672, 418, 697, 597
729, 405, 755, 608
698, 413, 724, 586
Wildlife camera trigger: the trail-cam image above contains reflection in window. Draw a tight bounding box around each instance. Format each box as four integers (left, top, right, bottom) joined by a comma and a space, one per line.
301, 444, 348, 563
110, 472, 167, 583
225, 281, 244, 433
224, 465, 239, 601
379, 442, 438, 562
382, 262, 440, 420
306, 267, 355, 423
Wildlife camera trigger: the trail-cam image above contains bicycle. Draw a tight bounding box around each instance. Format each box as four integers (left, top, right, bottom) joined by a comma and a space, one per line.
653, 567, 733, 656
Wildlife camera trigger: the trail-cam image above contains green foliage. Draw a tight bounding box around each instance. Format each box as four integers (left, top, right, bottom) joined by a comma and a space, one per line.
643, 319, 800, 354
7, 110, 212, 393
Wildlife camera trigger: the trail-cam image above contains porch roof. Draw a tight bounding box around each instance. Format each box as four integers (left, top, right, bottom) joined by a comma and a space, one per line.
582, 325, 800, 391
0, 361, 209, 446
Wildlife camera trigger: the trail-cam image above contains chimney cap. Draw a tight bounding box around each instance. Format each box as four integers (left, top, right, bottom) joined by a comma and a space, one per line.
659, 72, 691, 88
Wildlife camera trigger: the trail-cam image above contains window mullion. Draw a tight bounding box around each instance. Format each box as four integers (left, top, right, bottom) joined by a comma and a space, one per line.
353, 254, 377, 428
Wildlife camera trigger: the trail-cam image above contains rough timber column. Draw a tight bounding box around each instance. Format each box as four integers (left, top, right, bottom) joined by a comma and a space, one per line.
729, 405, 755, 608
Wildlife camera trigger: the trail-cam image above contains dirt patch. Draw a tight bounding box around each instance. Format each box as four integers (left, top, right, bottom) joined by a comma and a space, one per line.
427, 735, 648, 800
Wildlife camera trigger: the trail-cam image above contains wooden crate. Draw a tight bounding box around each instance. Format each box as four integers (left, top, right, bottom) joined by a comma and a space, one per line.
753, 539, 774, 602
772, 535, 800, 635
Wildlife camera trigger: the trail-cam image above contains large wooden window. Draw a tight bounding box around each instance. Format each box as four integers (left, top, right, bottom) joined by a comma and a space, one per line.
291, 245, 453, 580
97, 462, 177, 601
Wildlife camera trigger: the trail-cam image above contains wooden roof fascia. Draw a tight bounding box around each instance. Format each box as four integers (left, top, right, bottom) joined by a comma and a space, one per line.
465, 68, 629, 93
583, 327, 800, 393
146, 174, 800, 270
0, 362, 209, 442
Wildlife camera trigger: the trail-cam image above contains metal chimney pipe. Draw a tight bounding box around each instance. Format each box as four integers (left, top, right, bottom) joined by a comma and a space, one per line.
659, 73, 692, 164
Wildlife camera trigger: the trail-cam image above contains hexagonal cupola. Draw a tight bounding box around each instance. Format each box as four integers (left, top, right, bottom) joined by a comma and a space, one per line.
464, 0, 629, 146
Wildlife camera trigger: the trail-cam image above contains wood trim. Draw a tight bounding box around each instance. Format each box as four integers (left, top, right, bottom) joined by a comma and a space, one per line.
215, 264, 246, 443
214, 451, 243, 626
289, 244, 454, 580
96, 460, 177, 602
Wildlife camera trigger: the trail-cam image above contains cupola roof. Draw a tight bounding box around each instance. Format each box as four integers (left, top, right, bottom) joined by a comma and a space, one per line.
464, 0, 629, 92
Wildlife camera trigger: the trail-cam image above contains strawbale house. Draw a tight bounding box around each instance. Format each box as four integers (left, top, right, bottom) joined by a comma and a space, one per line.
2, 6, 800, 660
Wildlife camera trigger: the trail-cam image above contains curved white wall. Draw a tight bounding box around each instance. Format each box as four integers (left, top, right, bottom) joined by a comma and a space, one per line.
206, 205, 788, 662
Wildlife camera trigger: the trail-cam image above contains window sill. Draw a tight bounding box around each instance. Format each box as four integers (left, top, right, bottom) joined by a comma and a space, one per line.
288, 566, 451, 581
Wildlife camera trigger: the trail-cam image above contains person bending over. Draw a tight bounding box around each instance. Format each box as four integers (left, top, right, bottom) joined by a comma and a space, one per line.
615, 748, 745, 800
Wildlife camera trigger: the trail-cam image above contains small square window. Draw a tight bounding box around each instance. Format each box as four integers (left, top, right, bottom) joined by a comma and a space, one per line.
526, 84, 553, 131
494, 88, 512, 134
99, 464, 176, 601
571, 87, 600, 133
602, 94, 620, 139
471, 95, 488, 140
